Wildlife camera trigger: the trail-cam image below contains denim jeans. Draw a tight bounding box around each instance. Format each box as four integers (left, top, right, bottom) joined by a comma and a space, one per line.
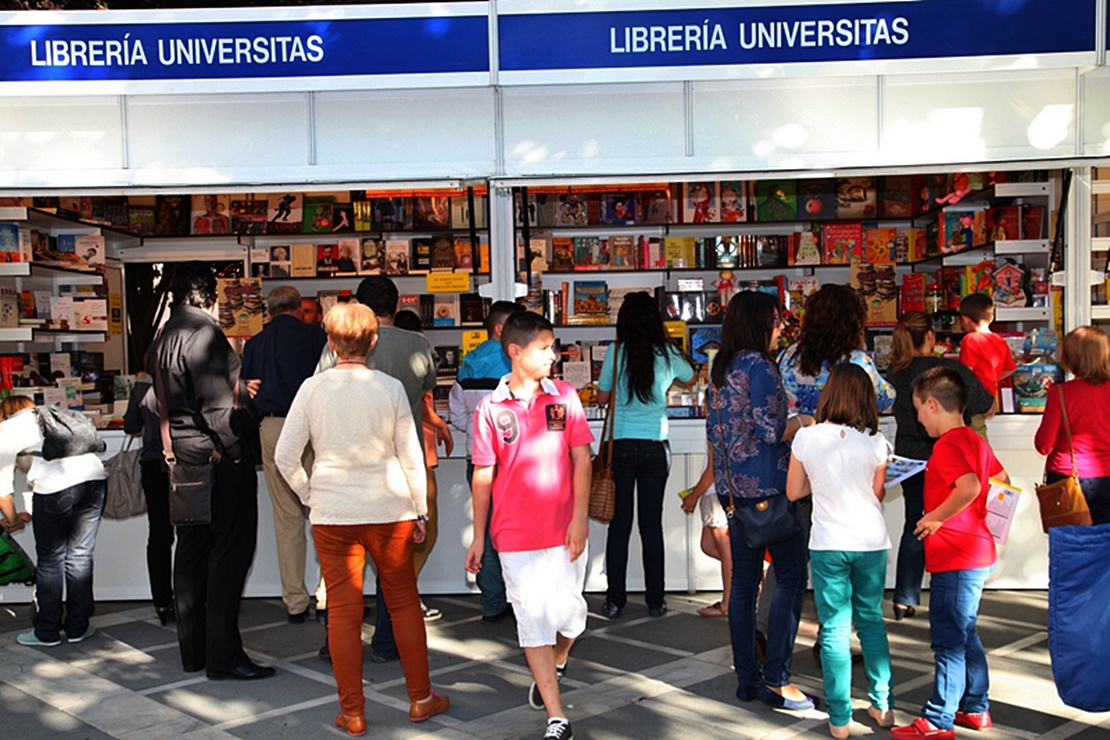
468, 461, 506, 617
811, 549, 893, 726
923, 566, 991, 729
893, 473, 926, 607
605, 439, 670, 610
1045, 471, 1110, 525
728, 508, 807, 693
31, 480, 106, 642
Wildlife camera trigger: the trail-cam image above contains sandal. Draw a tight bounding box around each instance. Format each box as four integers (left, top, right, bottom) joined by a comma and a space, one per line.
698, 601, 728, 617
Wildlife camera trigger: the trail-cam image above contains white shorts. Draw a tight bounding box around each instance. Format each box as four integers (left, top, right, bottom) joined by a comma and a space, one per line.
499, 544, 589, 649
699, 484, 729, 529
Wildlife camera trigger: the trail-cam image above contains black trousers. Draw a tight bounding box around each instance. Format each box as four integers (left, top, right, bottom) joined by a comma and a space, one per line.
140, 459, 175, 610
173, 456, 258, 672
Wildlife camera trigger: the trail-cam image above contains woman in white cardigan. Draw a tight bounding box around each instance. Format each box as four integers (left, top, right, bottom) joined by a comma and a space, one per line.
275, 302, 448, 737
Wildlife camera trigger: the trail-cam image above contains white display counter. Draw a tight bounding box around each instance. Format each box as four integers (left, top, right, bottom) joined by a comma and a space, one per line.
0, 415, 1050, 606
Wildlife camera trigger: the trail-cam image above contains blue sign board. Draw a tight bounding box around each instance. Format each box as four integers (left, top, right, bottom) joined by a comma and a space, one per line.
499, 0, 1096, 73
0, 15, 488, 84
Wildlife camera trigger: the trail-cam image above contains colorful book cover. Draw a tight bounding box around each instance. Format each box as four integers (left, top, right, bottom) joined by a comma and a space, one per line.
352, 199, 374, 232
880, 175, 915, 218
372, 197, 410, 230
965, 260, 996, 297
267, 246, 290, 278
359, 238, 385, 274
599, 193, 637, 224
755, 180, 797, 222
987, 206, 1020, 241
714, 236, 739, 269
384, 238, 410, 274
555, 192, 589, 226
572, 236, 601, 270
551, 238, 574, 271
872, 334, 895, 372
0, 224, 18, 263
433, 294, 459, 327
191, 194, 232, 235
682, 181, 717, 223
863, 227, 897, 264
664, 237, 697, 268
901, 273, 927, 313
154, 195, 190, 236
940, 211, 975, 254
412, 195, 451, 229
315, 244, 341, 277
609, 235, 637, 269
571, 280, 610, 323
1021, 204, 1045, 239
230, 200, 267, 235
639, 188, 675, 224
756, 235, 786, 268
820, 222, 862, 264
249, 247, 270, 278
786, 278, 819, 316
267, 193, 303, 234
718, 181, 748, 223
301, 195, 336, 233
454, 236, 475, 271
431, 234, 456, 270
690, 326, 723, 363
215, 277, 264, 337
993, 258, 1028, 307
128, 206, 156, 236
851, 262, 898, 326
906, 228, 928, 261
792, 227, 821, 265
936, 266, 966, 311
836, 177, 878, 219
330, 202, 353, 233
796, 178, 837, 221
335, 238, 360, 276
458, 293, 487, 325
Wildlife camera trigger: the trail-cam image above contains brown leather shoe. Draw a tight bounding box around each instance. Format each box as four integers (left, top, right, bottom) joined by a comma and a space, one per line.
409, 690, 450, 722
335, 713, 366, 737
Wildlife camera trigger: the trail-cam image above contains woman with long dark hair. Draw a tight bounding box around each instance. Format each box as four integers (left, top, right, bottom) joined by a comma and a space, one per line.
887, 312, 993, 620
597, 291, 694, 619
707, 291, 814, 711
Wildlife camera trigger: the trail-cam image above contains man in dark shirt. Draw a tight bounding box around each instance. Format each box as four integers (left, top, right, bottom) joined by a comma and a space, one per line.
150, 262, 274, 681
241, 286, 327, 623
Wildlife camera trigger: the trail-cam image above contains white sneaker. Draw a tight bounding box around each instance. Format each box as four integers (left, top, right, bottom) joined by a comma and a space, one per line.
17, 631, 61, 647
421, 602, 442, 621
67, 625, 96, 643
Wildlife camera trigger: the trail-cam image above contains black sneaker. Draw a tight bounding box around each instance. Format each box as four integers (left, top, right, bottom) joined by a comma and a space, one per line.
542, 718, 573, 739
528, 662, 566, 710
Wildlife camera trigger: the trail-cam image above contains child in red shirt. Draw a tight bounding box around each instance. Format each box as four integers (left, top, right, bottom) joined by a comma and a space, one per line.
890, 367, 1009, 740
958, 293, 1016, 440
465, 312, 593, 740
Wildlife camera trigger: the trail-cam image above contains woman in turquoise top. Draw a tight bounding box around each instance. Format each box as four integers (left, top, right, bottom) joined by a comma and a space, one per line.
597, 291, 694, 618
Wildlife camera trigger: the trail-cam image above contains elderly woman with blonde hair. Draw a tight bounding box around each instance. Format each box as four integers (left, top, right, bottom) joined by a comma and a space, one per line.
275, 302, 448, 736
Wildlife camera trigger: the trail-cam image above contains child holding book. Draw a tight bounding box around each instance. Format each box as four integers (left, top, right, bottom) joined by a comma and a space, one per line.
957, 293, 1015, 439
890, 367, 1008, 740
464, 312, 593, 740
786, 364, 893, 738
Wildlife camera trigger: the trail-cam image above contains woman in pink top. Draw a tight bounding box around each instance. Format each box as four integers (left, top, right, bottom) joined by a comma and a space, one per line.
1034, 327, 1110, 524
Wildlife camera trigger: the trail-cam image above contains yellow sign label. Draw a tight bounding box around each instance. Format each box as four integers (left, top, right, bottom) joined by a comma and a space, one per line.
108, 292, 123, 336
426, 272, 471, 293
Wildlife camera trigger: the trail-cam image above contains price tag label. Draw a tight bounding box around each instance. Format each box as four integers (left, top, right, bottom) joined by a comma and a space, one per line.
426, 272, 470, 293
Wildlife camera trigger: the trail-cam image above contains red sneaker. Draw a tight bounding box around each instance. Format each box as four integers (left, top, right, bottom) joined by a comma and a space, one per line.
889, 718, 955, 740
954, 711, 993, 730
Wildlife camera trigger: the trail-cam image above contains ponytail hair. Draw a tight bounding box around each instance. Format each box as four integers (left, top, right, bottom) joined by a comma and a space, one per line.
890, 311, 932, 374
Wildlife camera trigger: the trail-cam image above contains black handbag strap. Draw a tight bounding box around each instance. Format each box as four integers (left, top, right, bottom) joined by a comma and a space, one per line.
1057, 383, 1078, 477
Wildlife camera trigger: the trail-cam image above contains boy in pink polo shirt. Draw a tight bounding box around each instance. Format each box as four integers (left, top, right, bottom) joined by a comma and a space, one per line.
465, 312, 593, 740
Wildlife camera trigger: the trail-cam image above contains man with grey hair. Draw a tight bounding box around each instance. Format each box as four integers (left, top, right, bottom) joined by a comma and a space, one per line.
242, 285, 328, 623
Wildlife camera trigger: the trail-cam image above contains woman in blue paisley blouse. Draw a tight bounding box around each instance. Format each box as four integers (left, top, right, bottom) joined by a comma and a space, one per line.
707, 290, 815, 712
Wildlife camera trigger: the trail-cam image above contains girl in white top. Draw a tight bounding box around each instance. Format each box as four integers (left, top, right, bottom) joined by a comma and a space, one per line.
786, 363, 893, 739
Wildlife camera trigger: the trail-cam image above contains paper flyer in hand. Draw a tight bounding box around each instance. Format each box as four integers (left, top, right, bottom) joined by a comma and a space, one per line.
884, 455, 928, 489
985, 478, 1021, 546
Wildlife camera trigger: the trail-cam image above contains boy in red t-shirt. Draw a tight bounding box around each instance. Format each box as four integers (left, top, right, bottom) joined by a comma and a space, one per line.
890, 367, 1009, 740
465, 312, 593, 740
958, 293, 1016, 440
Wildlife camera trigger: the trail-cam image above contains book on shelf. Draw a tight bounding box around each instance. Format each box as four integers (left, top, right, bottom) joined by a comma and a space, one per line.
589, 341, 613, 382
413, 196, 451, 230
664, 237, 697, 269
216, 277, 264, 337
607, 234, 637, 269
411, 238, 433, 273
851, 262, 898, 327
569, 280, 609, 325
1021, 204, 1045, 239
267, 192, 303, 234
755, 179, 797, 222
432, 383, 452, 415
434, 346, 460, 378
315, 244, 340, 277
290, 243, 316, 278
658, 289, 707, 324
432, 294, 459, 327
431, 234, 456, 270
718, 180, 749, 222
48, 296, 75, 330
230, 199, 267, 235
796, 178, 838, 221
786, 277, 819, 316
0, 288, 18, 329
791, 226, 822, 265
454, 236, 476, 271
458, 293, 488, 326
128, 205, 156, 236
872, 334, 894, 372
303, 194, 336, 233
451, 193, 487, 229
572, 237, 601, 270
359, 238, 385, 274
384, 238, 411, 275
249, 247, 270, 278
690, 325, 722, 363
935, 266, 965, 311
598, 192, 637, 225
562, 360, 592, 389
821, 222, 862, 265
639, 188, 675, 224
550, 237, 574, 272
901, 273, 927, 313
331, 202, 353, 233
993, 258, 1028, 307
755, 235, 786, 268
0, 224, 19, 263
554, 192, 589, 226
714, 236, 739, 269
334, 238, 360, 276
987, 206, 1020, 241
154, 195, 190, 236
880, 175, 916, 218
835, 176, 877, 219
863, 227, 897, 264
372, 197, 410, 230
73, 299, 108, 332
682, 181, 717, 223
664, 320, 688, 353
965, 260, 995, 297
352, 199, 374, 232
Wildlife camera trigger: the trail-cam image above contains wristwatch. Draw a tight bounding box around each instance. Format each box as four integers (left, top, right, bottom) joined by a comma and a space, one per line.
416, 515, 429, 523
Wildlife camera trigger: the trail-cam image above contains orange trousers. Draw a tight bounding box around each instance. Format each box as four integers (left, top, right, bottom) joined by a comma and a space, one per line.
312, 522, 431, 714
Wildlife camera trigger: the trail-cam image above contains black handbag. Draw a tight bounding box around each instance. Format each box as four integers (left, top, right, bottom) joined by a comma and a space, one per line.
154, 368, 216, 527
711, 384, 801, 551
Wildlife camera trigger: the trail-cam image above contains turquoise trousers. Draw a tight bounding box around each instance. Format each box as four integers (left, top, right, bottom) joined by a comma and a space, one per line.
810, 549, 893, 726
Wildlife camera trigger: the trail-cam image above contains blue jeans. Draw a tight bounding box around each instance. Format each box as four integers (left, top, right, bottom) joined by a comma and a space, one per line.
728, 508, 807, 693
1045, 470, 1110, 525
605, 439, 670, 610
31, 480, 106, 642
468, 461, 506, 617
811, 549, 893, 726
894, 473, 926, 607
923, 566, 991, 729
